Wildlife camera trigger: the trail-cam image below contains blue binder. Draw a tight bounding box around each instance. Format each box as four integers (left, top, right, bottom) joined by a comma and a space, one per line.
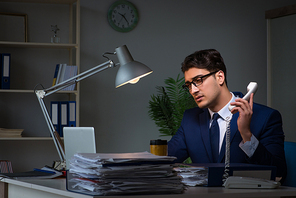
60, 101, 69, 137
68, 101, 76, 127
50, 101, 76, 137
0, 53, 11, 89
51, 101, 61, 135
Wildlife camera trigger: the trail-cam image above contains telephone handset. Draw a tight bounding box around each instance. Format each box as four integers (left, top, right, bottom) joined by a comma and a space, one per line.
228, 82, 258, 111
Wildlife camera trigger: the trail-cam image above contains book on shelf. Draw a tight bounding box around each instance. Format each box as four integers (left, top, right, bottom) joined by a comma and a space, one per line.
52, 64, 77, 91
0, 128, 23, 137
52, 64, 60, 86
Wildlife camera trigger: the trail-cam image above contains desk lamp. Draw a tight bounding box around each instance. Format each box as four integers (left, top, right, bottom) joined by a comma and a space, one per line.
35, 45, 153, 168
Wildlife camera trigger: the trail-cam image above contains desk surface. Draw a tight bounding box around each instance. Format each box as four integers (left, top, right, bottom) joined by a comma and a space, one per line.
2, 177, 296, 198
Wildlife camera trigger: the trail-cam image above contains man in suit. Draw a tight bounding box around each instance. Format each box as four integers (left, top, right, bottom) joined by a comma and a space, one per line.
168, 49, 287, 180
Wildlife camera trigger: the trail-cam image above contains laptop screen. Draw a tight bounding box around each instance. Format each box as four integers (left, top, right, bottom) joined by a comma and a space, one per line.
63, 127, 96, 169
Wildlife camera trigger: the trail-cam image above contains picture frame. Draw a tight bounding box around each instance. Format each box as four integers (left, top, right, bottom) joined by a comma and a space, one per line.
0, 12, 28, 42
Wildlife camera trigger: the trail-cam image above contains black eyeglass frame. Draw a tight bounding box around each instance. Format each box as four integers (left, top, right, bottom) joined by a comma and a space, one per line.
182, 70, 220, 91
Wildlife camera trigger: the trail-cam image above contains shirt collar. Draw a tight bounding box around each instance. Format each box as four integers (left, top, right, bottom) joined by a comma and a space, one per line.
208, 92, 238, 121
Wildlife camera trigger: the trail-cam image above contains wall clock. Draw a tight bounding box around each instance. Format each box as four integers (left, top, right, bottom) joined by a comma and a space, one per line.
107, 0, 139, 32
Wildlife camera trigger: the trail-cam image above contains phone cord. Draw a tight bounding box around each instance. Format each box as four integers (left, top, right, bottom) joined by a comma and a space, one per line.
222, 117, 232, 184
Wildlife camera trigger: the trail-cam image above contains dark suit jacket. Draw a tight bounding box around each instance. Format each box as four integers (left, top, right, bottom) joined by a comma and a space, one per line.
168, 92, 287, 178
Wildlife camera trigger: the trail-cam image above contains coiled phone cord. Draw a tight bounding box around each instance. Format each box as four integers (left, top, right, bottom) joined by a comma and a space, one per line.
222, 117, 231, 183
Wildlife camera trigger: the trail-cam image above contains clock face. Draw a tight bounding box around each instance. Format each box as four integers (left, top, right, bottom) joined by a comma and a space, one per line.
108, 0, 139, 32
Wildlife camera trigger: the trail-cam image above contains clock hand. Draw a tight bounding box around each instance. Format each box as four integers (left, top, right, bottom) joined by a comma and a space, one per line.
118, 12, 129, 25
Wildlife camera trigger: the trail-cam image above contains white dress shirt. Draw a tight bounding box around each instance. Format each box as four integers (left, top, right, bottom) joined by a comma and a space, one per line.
208, 92, 259, 157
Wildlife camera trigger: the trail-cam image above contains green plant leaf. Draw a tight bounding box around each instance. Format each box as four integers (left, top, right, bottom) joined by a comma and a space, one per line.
148, 74, 197, 136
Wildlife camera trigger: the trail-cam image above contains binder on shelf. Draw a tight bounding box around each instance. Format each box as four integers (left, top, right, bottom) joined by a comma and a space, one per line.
68, 101, 76, 127
0, 53, 11, 89
51, 101, 76, 137
60, 101, 69, 137
51, 101, 61, 135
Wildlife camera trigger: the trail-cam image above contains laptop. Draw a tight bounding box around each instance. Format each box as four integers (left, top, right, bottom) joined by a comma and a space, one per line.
63, 127, 96, 169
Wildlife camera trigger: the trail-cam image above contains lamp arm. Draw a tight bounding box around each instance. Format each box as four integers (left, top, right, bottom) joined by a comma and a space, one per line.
44, 60, 114, 97
36, 94, 66, 162
35, 59, 115, 165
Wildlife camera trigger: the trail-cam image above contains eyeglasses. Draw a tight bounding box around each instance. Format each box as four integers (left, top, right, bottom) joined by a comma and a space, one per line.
182, 70, 220, 91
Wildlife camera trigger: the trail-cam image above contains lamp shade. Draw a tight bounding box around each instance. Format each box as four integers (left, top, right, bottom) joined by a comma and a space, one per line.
115, 45, 153, 88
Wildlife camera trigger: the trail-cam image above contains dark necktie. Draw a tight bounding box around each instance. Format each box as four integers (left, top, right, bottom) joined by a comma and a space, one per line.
210, 113, 220, 163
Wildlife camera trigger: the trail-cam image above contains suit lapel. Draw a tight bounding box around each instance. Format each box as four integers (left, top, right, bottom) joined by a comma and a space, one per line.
199, 110, 213, 162
218, 112, 239, 162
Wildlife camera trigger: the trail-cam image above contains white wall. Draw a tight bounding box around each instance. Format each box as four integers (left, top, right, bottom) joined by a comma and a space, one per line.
0, 0, 295, 172
79, 0, 296, 154
269, 14, 296, 142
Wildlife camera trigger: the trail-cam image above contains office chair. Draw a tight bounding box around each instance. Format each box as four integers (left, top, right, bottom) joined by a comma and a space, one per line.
282, 141, 296, 187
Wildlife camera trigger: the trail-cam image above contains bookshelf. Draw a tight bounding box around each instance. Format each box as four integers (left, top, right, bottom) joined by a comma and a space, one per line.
0, 41, 78, 48
0, 0, 80, 139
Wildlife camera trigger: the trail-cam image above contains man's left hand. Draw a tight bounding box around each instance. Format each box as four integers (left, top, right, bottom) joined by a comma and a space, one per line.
230, 93, 254, 142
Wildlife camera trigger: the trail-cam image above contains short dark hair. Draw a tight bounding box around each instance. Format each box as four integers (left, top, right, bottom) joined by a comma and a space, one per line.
181, 49, 227, 85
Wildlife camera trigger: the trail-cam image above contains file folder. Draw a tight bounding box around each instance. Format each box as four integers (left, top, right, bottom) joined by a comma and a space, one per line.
0, 53, 11, 89
60, 101, 69, 137
50, 101, 77, 137
68, 101, 76, 127
51, 101, 61, 135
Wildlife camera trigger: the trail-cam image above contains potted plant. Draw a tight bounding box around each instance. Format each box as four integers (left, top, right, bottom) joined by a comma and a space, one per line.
148, 74, 196, 163
148, 74, 196, 136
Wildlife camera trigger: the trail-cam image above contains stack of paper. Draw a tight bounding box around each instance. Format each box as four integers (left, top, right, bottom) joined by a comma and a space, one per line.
68, 152, 185, 196
173, 165, 208, 186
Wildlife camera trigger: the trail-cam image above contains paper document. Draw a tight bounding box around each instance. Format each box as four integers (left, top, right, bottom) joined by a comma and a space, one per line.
73, 151, 176, 163
173, 164, 208, 186
67, 151, 185, 195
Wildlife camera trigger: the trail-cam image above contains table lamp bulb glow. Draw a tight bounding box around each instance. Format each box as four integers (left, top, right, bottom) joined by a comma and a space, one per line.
129, 78, 140, 84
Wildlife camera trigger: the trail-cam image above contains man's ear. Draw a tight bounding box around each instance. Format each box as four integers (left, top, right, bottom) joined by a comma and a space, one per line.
216, 70, 225, 86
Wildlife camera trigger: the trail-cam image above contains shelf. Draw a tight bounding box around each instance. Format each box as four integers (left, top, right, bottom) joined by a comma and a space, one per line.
0, 41, 78, 49
0, 0, 80, 141
0, 89, 77, 94
0, 0, 77, 4
0, 137, 55, 140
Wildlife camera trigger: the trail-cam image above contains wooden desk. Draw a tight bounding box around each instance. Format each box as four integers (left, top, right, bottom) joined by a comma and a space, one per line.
1, 177, 296, 198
